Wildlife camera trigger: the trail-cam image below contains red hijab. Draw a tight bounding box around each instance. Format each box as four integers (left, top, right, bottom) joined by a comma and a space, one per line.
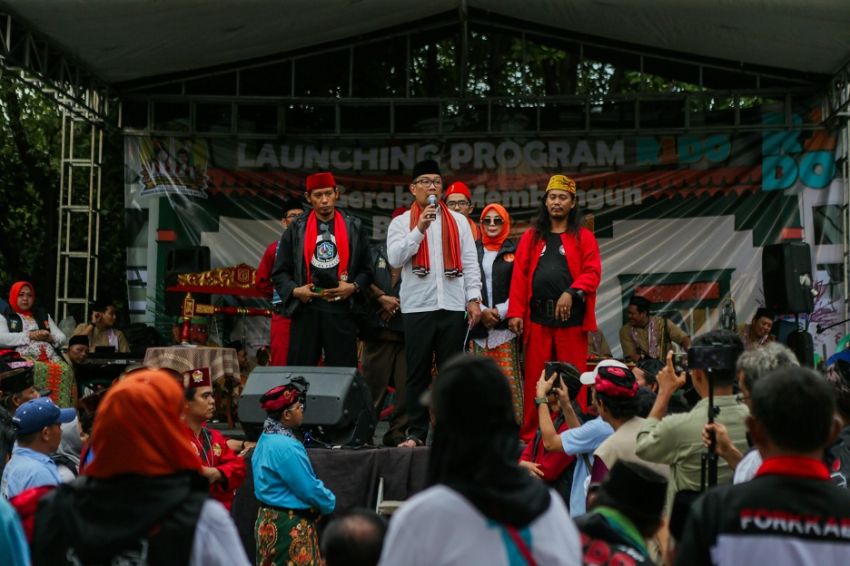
480, 204, 511, 251
9, 281, 34, 316
85, 369, 201, 478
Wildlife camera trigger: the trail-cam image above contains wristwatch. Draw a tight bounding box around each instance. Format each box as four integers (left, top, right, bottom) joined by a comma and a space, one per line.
352, 282, 360, 293
534, 396, 548, 406
567, 288, 585, 301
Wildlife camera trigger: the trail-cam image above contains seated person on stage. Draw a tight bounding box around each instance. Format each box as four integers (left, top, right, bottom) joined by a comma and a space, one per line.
181, 368, 246, 512
73, 299, 129, 353
619, 295, 690, 362
63, 335, 89, 366
519, 382, 576, 504
172, 317, 219, 346
738, 307, 776, 351
253, 382, 335, 565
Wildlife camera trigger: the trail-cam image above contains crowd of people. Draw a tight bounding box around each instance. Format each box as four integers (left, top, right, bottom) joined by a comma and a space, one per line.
0, 163, 848, 565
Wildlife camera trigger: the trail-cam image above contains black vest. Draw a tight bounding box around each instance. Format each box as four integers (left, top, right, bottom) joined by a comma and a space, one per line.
2, 304, 50, 334
470, 239, 517, 338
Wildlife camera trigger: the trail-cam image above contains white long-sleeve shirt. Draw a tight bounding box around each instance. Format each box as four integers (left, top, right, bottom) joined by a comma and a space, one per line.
387, 208, 481, 314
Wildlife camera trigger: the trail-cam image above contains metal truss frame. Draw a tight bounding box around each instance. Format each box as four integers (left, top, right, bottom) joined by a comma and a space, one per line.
122, 88, 822, 139
0, 11, 111, 320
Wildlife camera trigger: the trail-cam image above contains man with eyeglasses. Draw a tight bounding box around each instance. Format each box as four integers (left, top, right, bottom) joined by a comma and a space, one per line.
444, 181, 480, 241
387, 159, 482, 447
257, 197, 304, 365
272, 172, 371, 367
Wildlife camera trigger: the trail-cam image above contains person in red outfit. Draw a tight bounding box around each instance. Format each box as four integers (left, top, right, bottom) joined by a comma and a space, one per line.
256, 198, 304, 366
182, 367, 246, 511
519, 386, 576, 503
508, 175, 601, 442
444, 181, 480, 241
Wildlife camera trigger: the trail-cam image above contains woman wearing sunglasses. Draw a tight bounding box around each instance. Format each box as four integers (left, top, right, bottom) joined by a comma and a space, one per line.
468, 204, 524, 425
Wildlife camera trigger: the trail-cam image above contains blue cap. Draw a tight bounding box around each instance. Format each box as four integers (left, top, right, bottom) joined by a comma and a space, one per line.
13, 398, 76, 435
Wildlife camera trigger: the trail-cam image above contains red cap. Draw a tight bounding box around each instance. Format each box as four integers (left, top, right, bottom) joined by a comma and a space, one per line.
445, 181, 471, 201
182, 367, 212, 389
306, 172, 336, 193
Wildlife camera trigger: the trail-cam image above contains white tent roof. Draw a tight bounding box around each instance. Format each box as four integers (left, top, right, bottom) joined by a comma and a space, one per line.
5, 0, 850, 84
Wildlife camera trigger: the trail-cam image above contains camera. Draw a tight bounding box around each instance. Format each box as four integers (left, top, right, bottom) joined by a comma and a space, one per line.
544, 361, 582, 400
687, 344, 737, 372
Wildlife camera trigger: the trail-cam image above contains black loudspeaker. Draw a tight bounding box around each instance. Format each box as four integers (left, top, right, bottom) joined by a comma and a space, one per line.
239, 366, 377, 446
762, 242, 814, 314
786, 329, 814, 367
165, 246, 211, 314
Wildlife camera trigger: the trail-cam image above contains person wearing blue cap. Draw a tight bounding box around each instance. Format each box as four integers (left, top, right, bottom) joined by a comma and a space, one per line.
0, 397, 75, 499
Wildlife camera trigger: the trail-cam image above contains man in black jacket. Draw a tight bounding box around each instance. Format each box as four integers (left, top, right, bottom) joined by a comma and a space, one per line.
676, 366, 850, 565
271, 172, 371, 367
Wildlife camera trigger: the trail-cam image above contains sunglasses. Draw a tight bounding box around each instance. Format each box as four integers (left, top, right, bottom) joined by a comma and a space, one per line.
482, 217, 504, 225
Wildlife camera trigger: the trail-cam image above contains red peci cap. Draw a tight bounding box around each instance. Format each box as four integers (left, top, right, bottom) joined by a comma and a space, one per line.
445, 181, 471, 201
182, 367, 211, 390
306, 172, 336, 193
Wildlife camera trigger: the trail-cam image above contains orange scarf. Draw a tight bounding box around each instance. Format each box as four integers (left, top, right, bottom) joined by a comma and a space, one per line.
8, 281, 34, 316
85, 370, 201, 478
409, 201, 463, 277
480, 204, 511, 251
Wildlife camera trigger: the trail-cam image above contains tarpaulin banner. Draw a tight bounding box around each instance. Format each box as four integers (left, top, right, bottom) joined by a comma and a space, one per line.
124, 105, 847, 361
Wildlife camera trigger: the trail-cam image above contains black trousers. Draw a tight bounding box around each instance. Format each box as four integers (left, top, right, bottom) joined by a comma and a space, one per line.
402, 310, 467, 441
287, 305, 358, 367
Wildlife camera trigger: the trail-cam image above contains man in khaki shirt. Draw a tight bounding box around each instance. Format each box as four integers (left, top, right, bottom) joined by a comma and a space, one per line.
635, 330, 749, 509
619, 295, 690, 362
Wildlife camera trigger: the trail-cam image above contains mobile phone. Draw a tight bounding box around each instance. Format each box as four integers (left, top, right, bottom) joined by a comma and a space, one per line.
672, 353, 688, 372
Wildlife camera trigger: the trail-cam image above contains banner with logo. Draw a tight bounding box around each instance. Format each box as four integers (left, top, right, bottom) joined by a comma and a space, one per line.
124, 104, 847, 361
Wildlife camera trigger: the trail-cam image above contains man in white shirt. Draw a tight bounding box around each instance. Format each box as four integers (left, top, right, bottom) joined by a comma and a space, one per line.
387, 159, 482, 447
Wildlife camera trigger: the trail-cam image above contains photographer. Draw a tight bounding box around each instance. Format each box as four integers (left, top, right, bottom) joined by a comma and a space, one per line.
701, 342, 799, 483
535, 364, 613, 516
635, 330, 749, 508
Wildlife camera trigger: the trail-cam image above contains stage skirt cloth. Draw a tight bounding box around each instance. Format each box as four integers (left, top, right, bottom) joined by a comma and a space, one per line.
33, 360, 75, 408
255, 505, 321, 566
471, 339, 523, 425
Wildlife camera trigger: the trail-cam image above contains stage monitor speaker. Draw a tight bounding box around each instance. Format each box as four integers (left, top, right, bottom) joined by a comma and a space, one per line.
239, 366, 377, 446
165, 246, 211, 314
762, 242, 814, 314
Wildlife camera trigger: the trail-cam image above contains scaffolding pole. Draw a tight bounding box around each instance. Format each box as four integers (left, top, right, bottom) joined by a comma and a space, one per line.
55, 110, 103, 323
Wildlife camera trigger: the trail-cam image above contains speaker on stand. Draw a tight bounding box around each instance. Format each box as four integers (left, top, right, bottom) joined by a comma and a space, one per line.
761, 242, 815, 366
239, 366, 377, 446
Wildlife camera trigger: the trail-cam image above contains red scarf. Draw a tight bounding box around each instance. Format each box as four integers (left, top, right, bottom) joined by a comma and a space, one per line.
409, 201, 463, 277
9, 281, 34, 316
480, 204, 511, 251
302, 210, 350, 285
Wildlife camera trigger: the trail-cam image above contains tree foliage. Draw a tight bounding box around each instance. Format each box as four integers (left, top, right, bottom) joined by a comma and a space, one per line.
0, 73, 126, 319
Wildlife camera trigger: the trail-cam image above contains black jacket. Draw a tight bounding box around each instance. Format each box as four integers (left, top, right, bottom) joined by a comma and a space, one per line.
33, 472, 208, 566
675, 464, 850, 566
271, 208, 371, 317
470, 238, 516, 339
362, 242, 404, 337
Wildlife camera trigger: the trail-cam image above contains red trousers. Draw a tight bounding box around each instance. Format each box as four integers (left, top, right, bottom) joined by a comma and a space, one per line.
269, 314, 291, 366
521, 321, 588, 442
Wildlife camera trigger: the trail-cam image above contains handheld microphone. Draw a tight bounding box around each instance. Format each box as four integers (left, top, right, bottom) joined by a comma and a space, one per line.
427, 195, 437, 207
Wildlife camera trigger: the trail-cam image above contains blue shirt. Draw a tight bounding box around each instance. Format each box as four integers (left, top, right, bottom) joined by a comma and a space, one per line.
560, 416, 613, 516
1, 446, 61, 500
0, 496, 29, 565
252, 433, 335, 515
